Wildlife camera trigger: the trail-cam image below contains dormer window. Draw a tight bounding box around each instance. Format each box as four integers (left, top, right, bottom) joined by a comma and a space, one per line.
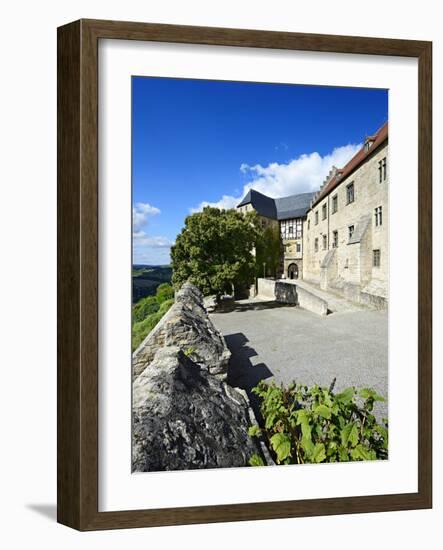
364, 138, 374, 152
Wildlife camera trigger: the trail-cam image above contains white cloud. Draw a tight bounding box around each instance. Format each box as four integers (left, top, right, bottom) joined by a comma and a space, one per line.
132, 202, 172, 265
132, 202, 160, 232
190, 194, 240, 213
191, 143, 361, 212
133, 232, 173, 265
133, 231, 173, 248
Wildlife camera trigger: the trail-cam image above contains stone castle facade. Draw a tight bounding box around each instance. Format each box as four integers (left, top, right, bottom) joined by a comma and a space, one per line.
237, 122, 388, 307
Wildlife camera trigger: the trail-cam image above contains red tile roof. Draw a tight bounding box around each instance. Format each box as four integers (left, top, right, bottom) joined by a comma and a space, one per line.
310, 121, 388, 208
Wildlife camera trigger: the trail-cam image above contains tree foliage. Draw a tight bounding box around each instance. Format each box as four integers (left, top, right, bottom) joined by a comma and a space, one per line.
155, 282, 175, 304
171, 207, 258, 297
248, 380, 388, 466
132, 295, 160, 323
132, 283, 175, 351
254, 221, 283, 279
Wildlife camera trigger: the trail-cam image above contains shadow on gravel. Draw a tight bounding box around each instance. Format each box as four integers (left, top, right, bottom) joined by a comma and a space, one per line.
225, 332, 273, 422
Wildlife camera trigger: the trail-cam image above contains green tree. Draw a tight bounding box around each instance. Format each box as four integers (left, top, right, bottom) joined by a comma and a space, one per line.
254, 222, 283, 279
132, 295, 160, 323
132, 298, 174, 351
171, 207, 257, 297
155, 282, 174, 304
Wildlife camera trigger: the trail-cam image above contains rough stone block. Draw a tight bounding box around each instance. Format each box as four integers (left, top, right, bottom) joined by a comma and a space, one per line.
132, 347, 266, 472
133, 283, 231, 380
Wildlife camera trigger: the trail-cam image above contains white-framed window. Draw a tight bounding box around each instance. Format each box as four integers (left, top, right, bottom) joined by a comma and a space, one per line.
373, 249, 381, 267
332, 194, 338, 214
346, 182, 355, 204
348, 225, 355, 240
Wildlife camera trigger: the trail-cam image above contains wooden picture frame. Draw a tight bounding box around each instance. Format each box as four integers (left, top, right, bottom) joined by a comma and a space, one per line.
57, 19, 432, 530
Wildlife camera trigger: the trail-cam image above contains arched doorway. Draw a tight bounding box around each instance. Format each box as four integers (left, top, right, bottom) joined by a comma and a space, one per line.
288, 263, 299, 280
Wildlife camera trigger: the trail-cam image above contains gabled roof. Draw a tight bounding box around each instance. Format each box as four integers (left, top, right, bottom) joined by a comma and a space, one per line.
310, 121, 388, 208
275, 192, 316, 220
237, 189, 314, 220
237, 189, 277, 219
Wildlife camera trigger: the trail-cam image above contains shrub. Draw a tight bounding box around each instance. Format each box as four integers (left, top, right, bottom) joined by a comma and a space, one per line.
132, 284, 174, 328
248, 380, 388, 466
132, 295, 160, 323
156, 283, 174, 304
132, 298, 175, 351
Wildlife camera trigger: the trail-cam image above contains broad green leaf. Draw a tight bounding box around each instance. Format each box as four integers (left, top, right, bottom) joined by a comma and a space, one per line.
336, 387, 355, 403
314, 404, 332, 419
248, 425, 262, 437
359, 388, 385, 402
326, 441, 337, 456
311, 442, 326, 463
296, 409, 309, 426
341, 422, 359, 448
338, 445, 349, 461
350, 444, 377, 461
270, 433, 292, 463
301, 434, 314, 456
265, 412, 277, 430
248, 454, 265, 467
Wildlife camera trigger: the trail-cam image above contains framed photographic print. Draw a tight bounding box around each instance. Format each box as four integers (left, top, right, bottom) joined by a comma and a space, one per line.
57, 19, 432, 530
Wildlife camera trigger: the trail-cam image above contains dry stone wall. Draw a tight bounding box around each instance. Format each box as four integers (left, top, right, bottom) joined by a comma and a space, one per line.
133, 283, 230, 379
132, 283, 270, 472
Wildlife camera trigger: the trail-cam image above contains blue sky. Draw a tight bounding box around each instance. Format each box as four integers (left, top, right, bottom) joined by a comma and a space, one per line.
132, 77, 388, 265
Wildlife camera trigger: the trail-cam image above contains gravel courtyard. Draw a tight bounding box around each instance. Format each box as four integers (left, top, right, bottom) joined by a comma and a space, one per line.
210, 300, 388, 420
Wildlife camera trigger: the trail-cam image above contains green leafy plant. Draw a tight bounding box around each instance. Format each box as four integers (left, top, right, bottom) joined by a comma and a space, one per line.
248, 453, 265, 467
248, 380, 388, 466
184, 346, 196, 358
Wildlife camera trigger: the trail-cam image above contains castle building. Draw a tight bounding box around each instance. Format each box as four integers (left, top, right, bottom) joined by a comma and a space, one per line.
237, 189, 315, 279
237, 122, 388, 307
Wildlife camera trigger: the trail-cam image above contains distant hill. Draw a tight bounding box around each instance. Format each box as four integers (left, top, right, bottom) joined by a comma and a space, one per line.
132, 265, 172, 303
